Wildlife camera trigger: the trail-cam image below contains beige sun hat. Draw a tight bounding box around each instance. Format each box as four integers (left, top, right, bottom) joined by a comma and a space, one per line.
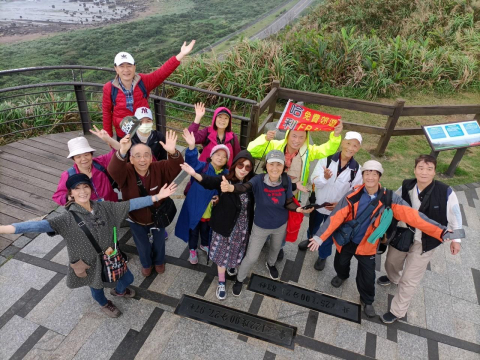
67, 137, 96, 158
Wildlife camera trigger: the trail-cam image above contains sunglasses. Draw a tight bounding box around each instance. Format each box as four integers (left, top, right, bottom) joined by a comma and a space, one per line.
236, 163, 252, 171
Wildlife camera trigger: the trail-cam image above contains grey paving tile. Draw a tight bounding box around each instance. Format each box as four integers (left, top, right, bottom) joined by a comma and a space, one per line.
403, 286, 427, 328
447, 261, 478, 304
376, 336, 398, 360
454, 318, 479, 344
25, 277, 72, 325
157, 317, 265, 360
453, 298, 480, 326
73, 300, 155, 360
276, 301, 309, 335
313, 312, 339, 347
49, 312, 105, 360
424, 287, 455, 336
397, 330, 428, 360
422, 269, 450, 295
0, 255, 7, 267
50, 246, 69, 266
438, 342, 480, 360
165, 266, 208, 299
0, 315, 39, 359
0, 259, 56, 317
361, 319, 387, 339
13, 235, 33, 249
1, 245, 21, 257
134, 311, 181, 360
20, 233, 63, 258
148, 264, 183, 294
335, 322, 367, 355
42, 287, 98, 336
23, 329, 65, 360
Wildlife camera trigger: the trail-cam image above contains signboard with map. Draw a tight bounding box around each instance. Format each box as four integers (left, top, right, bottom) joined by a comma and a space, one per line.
422, 120, 480, 151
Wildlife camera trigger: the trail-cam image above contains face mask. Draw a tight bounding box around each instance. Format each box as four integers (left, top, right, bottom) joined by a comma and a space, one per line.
138, 123, 153, 134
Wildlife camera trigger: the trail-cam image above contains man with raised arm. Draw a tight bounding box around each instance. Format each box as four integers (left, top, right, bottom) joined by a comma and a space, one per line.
107, 130, 183, 276
103, 40, 195, 139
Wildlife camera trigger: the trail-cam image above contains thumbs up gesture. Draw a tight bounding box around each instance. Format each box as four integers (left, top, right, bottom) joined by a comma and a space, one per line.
220, 175, 233, 193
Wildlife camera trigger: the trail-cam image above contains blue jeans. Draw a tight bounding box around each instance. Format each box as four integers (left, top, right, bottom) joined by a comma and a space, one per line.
129, 222, 166, 269
189, 221, 210, 250
307, 212, 334, 260
90, 268, 134, 306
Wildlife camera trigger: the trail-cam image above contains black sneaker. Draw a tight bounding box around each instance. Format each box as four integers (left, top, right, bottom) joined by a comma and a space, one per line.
314, 258, 326, 271
381, 311, 398, 324
361, 300, 376, 318
377, 275, 391, 286
232, 279, 243, 296
298, 240, 309, 251
331, 276, 345, 288
266, 262, 279, 280
276, 248, 284, 262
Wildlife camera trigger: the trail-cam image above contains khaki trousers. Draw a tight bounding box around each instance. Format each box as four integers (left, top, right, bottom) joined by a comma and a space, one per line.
385, 241, 435, 318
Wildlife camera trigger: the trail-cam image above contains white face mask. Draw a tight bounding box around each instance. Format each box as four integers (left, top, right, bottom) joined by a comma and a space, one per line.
138, 122, 153, 134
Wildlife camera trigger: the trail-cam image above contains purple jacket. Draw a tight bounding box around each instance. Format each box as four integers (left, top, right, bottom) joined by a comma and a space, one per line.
188, 107, 241, 168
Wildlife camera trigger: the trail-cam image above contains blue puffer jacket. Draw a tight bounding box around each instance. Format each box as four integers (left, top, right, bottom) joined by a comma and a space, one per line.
175, 148, 228, 243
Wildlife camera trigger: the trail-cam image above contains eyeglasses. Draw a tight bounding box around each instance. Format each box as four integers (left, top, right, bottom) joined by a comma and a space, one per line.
236, 163, 252, 171
132, 153, 152, 160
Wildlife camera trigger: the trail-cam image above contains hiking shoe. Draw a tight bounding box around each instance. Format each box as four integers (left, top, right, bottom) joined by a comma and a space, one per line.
110, 287, 136, 298
216, 282, 226, 300
314, 258, 326, 271
381, 311, 398, 324
232, 279, 243, 296
266, 262, 279, 280
276, 248, 284, 262
331, 276, 345, 288
377, 276, 391, 286
227, 268, 237, 277
361, 300, 376, 318
101, 300, 121, 318
199, 245, 209, 254
141, 267, 153, 277
188, 250, 198, 265
155, 264, 165, 274
298, 240, 309, 251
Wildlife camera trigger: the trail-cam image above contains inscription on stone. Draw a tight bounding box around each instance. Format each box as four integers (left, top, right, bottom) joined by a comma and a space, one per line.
248, 274, 361, 323
175, 295, 297, 349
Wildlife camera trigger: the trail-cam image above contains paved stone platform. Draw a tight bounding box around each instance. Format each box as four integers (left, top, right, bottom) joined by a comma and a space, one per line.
0, 184, 479, 359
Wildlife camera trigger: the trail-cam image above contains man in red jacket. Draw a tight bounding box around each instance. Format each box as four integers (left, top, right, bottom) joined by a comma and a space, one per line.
102, 40, 196, 139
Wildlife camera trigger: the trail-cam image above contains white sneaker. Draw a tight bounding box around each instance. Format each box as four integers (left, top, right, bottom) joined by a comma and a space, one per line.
216, 282, 226, 300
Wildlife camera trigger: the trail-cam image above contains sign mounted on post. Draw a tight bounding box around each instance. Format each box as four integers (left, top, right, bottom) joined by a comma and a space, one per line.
277, 101, 341, 132
422, 120, 480, 152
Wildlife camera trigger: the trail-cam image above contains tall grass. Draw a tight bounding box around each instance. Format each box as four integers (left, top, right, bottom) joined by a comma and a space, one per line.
169, 0, 480, 101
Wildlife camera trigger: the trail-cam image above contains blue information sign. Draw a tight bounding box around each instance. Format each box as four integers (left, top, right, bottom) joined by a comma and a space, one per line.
423, 120, 480, 151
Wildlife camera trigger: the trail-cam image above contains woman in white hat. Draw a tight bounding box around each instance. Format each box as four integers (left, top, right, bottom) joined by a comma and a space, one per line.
52, 132, 120, 205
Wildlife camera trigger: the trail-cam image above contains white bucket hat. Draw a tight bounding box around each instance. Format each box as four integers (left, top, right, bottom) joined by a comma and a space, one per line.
67, 137, 96, 158
362, 160, 384, 175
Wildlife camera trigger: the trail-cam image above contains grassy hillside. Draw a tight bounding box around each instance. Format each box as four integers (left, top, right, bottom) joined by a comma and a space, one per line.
170, 0, 480, 100
0, 0, 286, 87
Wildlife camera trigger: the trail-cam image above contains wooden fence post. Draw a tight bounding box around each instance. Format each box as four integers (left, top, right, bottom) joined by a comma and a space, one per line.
268, 80, 280, 117
247, 103, 260, 146
74, 85, 91, 134
375, 98, 405, 156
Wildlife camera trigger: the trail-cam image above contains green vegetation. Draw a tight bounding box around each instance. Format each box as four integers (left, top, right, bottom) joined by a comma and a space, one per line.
0, 0, 287, 87
171, 0, 480, 100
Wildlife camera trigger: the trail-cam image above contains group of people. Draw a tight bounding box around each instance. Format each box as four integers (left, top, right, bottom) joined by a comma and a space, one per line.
0, 42, 463, 325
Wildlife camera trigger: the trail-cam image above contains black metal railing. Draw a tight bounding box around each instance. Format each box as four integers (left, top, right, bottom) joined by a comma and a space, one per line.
0, 66, 259, 148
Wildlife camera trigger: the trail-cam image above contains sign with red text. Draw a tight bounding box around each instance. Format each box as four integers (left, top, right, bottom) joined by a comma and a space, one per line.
276, 101, 341, 132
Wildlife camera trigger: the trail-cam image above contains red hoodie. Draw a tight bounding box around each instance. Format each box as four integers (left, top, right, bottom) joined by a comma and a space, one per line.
187, 107, 241, 167
102, 56, 180, 138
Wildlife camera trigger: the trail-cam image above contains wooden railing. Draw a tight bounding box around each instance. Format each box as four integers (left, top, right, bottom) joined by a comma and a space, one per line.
250, 80, 480, 156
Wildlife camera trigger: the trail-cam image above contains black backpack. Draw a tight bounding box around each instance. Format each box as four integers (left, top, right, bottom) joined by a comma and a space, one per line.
67, 161, 118, 190
110, 78, 148, 107
326, 155, 359, 183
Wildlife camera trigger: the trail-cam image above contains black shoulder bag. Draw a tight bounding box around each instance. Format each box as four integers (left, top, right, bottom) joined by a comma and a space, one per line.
134, 172, 177, 228
70, 211, 128, 283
